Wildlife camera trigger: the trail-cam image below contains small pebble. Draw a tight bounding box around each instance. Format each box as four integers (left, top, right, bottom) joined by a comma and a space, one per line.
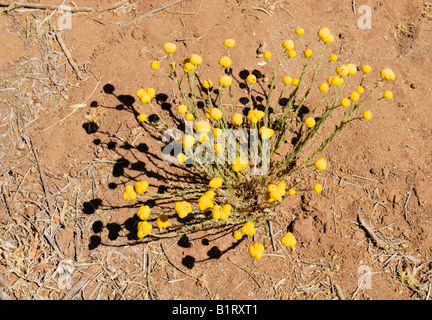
410, 83, 416, 89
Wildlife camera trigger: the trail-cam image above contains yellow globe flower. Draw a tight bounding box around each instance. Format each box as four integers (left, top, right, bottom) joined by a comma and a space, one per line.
213, 128, 222, 137
248, 243, 264, 260
137, 113, 147, 122
313, 183, 323, 193
281, 232, 297, 248
218, 56, 232, 68
205, 190, 215, 199
259, 126, 274, 139
176, 153, 186, 163
356, 86, 365, 94
380, 68, 395, 81
319, 82, 329, 93
189, 54, 202, 66
263, 51, 272, 59
383, 90, 393, 100
295, 27, 305, 36
350, 91, 360, 102
122, 185, 137, 201
283, 76, 293, 85
327, 76, 344, 86
288, 188, 296, 196
219, 75, 233, 87
241, 221, 256, 236
185, 113, 194, 121
288, 50, 297, 58
175, 201, 192, 219
232, 113, 243, 125
145, 87, 156, 99
276, 181, 286, 196
267, 184, 282, 201
330, 53, 338, 61
224, 38, 236, 48
246, 74, 257, 84
282, 39, 295, 51
150, 60, 160, 70
361, 65, 372, 74
315, 157, 327, 171
304, 117, 316, 128
346, 64, 357, 75
318, 27, 331, 40
322, 34, 335, 44
336, 64, 349, 77
137, 221, 152, 238
232, 157, 247, 172
136, 88, 146, 99
214, 143, 224, 153
198, 194, 214, 212
304, 48, 313, 57
183, 62, 194, 73
137, 205, 151, 220
177, 104, 187, 114
156, 214, 170, 229
182, 135, 195, 148
341, 98, 351, 107
233, 231, 243, 240
209, 177, 223, 189
292, 78, 299, 86
195, 120, 211, 133
140, 93, 151, 104
205, 110, 211, 119
247, 109, 265, 124
210, 108, 223, 120
134, 180, 149, 193
202, 79, 213, 89
363, 110, 372, 120
163, 42, 176, 54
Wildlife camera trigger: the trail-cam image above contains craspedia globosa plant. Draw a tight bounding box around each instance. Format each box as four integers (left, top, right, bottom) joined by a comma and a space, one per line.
125, 28, 395, 260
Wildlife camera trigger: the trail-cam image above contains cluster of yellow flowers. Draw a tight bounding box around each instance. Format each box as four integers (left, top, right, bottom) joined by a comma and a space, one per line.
123, 25, 396, 261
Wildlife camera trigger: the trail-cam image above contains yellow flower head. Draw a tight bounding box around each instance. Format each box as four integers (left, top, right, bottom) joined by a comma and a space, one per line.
150, 60, 160, 70
330, 53, 338, 61
295, 27, 305, 36
304, 48, 313, 57
135, 180, 149, 194
281, 232, 297, 248
202, 79, 213, 89
145, 87, 156, 99
356, 86, 365, 94
183, 62, 194, 73
232, 157, 247, 172
361, 65, 372, 74
198, 194, 214, 212
282, 39, 295, 51
336, 64, 349, 77
232, 113, 243, 125
246, 74, 257, 84
209, 177, 223, 189
341, 98, 351, 107
267, 184, 282, 201
241, 221, 256, 236
263, 51, 272, 59
288, 188, 296, 196
123, 185, 137, 201
319, 82, 329, 93
205, 190, 215, 199
346, 64, 357, 75
189, 54, 202, 66
304, 117, 316, 128
350, 91, 360, 102
185, 113, 194, 121
380, 68, 395, 81
219, 56, 232, 68
195, 120, 211, 133
233, 231, 243, 240
210, 108, 223, 120
136, 88, 146, 99
248, 243, 264, 260
247, 109, 265, 124
175, 201, 192, 219
214, 143, 224, 153
276, 182, 286, 196
363, 110, 372, 120
318, 27, 331, 40
182, 135, 195, 148
327, 76, 344, 86
140, 93, 151, 104
213, 128, 222, 137
288, 50, 297, 58
322, 34, 335, 44
292, 78, 299, 86
137, 221, 152, 238
212, 204, 230, 220
176, 153, 186, 163
313, 183, 323, 193
259, 126, 274, 140
137, 205, 151, 220
283, 76, 293, 85
156, 214, 170, 229
177, 104, 187, 114
137, 113, 147, 122
163, 42, 177, 54
219, 75, 233, 87
315, 157, 327, 171
383, 90, 393, 100
224, 38, 236, 48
